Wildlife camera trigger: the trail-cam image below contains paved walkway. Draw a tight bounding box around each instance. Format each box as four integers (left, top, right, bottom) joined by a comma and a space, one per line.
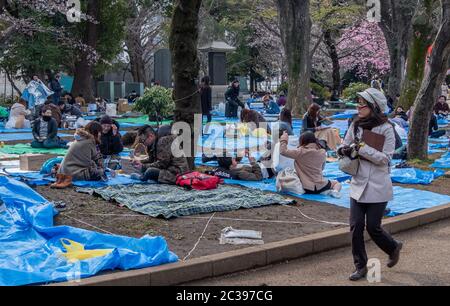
187, 218, 450, 286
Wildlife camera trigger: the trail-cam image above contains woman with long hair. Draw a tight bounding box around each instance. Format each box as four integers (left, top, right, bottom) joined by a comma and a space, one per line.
303, 103, 342, 150
338, 88, 402, 281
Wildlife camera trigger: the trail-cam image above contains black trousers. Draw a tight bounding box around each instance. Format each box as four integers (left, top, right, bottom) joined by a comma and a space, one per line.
350, 198, 398, 270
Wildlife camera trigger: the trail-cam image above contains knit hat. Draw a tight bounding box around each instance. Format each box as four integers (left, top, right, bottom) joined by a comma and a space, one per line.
357, 88, 388, 113
99, 115, 113, 125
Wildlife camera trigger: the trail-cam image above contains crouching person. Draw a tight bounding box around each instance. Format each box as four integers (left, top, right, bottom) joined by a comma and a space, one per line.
96, 115, 124, 170
51, 122, 105, 189
31, 109, 67, 149
131, 125, 189, 184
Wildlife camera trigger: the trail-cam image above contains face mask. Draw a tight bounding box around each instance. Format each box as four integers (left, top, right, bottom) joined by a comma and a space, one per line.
42, 116, 52, 122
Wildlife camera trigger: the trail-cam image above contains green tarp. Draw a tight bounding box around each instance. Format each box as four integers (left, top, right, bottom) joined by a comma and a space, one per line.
0, 143, 68, 155
116, 116, 172, 126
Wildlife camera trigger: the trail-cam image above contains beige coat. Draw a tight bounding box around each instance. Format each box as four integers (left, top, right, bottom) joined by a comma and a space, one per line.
342, 122, 395, 203
6, 103, 30, 129
280, 141, 328, 191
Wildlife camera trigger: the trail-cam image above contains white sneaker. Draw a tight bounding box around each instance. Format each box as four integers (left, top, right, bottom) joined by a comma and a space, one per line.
329, 190, 342, 199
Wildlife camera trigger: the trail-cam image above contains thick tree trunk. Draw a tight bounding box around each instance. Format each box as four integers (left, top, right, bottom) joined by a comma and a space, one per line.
398, 0, 436, 109
379, 0, 415, 99
275, 0, 312, 116
72, 0, 100, 102
126, 32, 149, 86
169, 0, 202, 168
324, 29, 341, 98
408, 0, 450, 160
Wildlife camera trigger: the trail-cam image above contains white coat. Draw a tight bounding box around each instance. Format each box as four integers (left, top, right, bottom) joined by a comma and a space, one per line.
342, 122, 395, 203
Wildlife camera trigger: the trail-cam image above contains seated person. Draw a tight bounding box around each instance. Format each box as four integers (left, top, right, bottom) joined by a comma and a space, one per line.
128, 90, 139, 103
429, 113, 446, 139
5, 98, 31, 129
393, 106, 409, 122
75, 94, 86, 107
96, 97, 107, 112
211, 151, 276, 181
263, 95, 281, 114
58, 101, 82, 118
95, 115, 124, 170
130, 125, 189, 184
434, 95, 449, 118
35, 97, 62, 126
63, 92, 76, 105
240, 109, 271, 134
303, 103, 342, 151
273, 108, 294, 136
277, 92, 287, 107
52, 122, 105, 188
31, 109, 67, 149
280, 131, 342, 197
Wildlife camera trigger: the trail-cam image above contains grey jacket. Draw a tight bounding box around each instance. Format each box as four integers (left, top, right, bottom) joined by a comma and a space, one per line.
342, 122, 395, 203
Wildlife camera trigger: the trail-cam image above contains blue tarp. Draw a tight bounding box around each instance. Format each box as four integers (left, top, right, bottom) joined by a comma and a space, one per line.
431, 152, 450, 169
0, 133, 72, 142
329, 110, 358, 120
6, 172, 150, 188
0, 176, 177, 286
391, 168, 445, 185
223, 180, 450, 217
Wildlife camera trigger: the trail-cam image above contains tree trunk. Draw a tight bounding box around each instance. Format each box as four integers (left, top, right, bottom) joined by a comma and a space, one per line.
379, 0, 415, 99
126, 32, 149, 86
408, 0, 450, 160
324, 29, 341, 98
398, 0, 437, 109
72, 0, 100, 102
275, 0, 312, 116
169, 0, 202, 168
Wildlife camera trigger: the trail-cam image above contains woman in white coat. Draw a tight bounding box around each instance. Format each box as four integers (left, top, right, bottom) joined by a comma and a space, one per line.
338, 88, 403, 281
5, 99, 31, 129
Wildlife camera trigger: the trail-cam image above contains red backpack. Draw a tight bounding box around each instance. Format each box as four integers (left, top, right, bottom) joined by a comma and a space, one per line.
176, 172, 223, 190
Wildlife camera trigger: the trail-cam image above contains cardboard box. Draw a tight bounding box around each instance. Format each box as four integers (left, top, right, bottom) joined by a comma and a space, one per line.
20, 154, 58, 171
118, 99, 132, 113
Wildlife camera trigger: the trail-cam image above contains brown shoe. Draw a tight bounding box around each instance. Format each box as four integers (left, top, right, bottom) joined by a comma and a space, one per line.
50, 174, 64, 189
51, 174, 73, 189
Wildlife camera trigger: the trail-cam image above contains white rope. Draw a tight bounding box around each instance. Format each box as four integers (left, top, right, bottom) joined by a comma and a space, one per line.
183, 212, 216, 261
64, 215, 115, 235
287, 205, 349, 226
77, 213, 327, 226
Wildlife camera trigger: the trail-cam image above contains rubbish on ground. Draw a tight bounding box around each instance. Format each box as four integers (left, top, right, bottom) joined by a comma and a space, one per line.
219, 227, 264, 245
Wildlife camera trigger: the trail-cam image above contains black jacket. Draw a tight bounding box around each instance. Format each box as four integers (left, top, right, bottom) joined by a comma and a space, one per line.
225, 86, 244, 118
302, 113, 323, 133
32, 118, 58, 140
95, 119, 124, 156
62, 104, 82, 118
200, 86, 212, 115
429, 115, 439, 136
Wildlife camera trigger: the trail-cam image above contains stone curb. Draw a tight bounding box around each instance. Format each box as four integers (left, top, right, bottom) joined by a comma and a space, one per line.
49, 203, 450, 286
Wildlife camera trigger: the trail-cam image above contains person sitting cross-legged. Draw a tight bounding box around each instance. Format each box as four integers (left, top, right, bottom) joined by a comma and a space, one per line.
130, 125, 189, 184
31, 109, 67, 149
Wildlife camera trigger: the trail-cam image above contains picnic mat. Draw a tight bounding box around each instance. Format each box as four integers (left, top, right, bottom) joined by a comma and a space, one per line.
223, 180, 450, 216
0, 133, 72, 142
431, 152, 450, 169
77, 184, 296, 219
0, 176, 177, 286
5, 171, 148, 188
0, 143, 69, 155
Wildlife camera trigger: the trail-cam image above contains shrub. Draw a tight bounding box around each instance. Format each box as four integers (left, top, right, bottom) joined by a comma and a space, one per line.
342, 82, 370, 101
311, 82, 331, 101
133, 86, 174, 125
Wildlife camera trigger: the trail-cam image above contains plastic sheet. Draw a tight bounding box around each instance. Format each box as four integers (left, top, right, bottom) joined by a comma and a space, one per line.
0, 176, 178, 286
390, 168, 445, 185
0, 143, 68, 155
0, 133, 72, 142
223, 180, 450, 216
431, 152, 450, 169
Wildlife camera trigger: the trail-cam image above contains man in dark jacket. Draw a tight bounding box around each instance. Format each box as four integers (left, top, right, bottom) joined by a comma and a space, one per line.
31, 109, 66, 148
95, 115, 124, 169
130, 125, 189, 184
225, 80, 245, 118
49, 74, 63, 104
58, 101, 82, 118
429, 114, 446, 138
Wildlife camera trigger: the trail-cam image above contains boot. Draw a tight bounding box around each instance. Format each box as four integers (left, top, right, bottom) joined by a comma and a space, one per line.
387, 242, 403, 268
349, 267, 368, 282
51, 174, 73, 189
50, 174, 64, 189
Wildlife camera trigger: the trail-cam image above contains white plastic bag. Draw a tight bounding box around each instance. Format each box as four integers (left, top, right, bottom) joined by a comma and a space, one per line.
219, 227, 264, 245
276, 168, 305, 195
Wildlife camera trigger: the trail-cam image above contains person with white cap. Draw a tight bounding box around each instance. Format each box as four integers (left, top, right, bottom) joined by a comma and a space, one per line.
338, 87, 403, 281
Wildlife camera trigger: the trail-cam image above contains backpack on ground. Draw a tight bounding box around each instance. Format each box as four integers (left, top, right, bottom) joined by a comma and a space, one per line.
176, 172, 223, 190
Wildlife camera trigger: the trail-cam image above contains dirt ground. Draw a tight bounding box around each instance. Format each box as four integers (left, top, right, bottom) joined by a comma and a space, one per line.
35, 185, 350, 260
